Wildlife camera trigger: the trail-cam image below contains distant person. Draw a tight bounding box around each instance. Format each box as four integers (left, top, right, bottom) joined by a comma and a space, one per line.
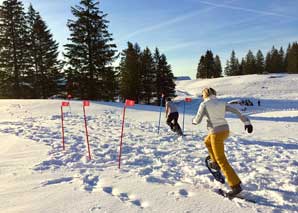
165, 98, 183, 136
192, 87, 253, 198
258, 100, 261, 106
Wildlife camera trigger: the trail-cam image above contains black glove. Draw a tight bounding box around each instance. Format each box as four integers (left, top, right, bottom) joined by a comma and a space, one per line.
245, 124, 253, 133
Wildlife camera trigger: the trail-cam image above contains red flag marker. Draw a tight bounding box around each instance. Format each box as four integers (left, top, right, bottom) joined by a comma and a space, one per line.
83, 100, 92, 160
62, 101, 70, 106
83, 100, 90, 106
118, 99, 135, 169
125, 99, 135, 107
185, 97, 192, 102
61, 101, 70, 150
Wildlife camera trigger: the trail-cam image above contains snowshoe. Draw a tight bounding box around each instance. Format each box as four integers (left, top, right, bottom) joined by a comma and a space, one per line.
205, 156, 225, 184
173, 124, 183, 136
216, 188, 256, 203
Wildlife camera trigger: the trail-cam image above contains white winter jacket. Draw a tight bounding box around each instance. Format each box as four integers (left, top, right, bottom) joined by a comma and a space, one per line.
192, 95, 251, 133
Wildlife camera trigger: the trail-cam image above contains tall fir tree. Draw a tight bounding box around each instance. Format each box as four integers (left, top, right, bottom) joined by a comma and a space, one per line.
269, 46, 283, 73
278, 47, 285, 72
284, 43, 291, 72
265, 51, 272, 73
119, 42, 141, 103
26, 4, 61, 98
214, 55, 222, 77
287, 42, 298, 73
239, 58, 245, 75
243, 50, 256, 74
140, 47, 155, 104
225, 50, 240, 76
196, 56, 206, 79
157, 53, 176, 99
64, 0, 117, 100
153, 48, 175, 102
255, 50, 265, 74
204, 50, 215, 78
0, 0, 29, 98
196, 50, 218, 78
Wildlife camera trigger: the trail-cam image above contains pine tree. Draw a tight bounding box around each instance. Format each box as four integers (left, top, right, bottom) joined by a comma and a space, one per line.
265, 51, 272, 73
287, 42, 298, 73
119, 42, 141, 102
224, 60, 231, 76
255, 50, 265, 74
153, 48, 175, 102
196, 50, 217, 78
225, 50, 240, 76
205, 50, 215, 78
26, 4, 61, 98
158, 54, 175, 99
0, 0, 29, 98
214, 55, 222, 77
243, 50, 256, 74
270, 46, 283, 73
284, 43, 291, 72
196, 56, 206, 78
278, 47, 285, 72
140, 47, 154, 104
239, 58, 245, 75
64, 0, 117, 100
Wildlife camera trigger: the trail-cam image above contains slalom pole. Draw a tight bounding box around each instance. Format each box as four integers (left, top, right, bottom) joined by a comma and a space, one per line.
183, 98, 192, 134
61, 101, 70, 150
83, 100, 91, 160
182, 100, 186, 133
118, 99, 135, 169
118, 105, 126, 169
157, 94, 164, 134
61, 106, 65, 150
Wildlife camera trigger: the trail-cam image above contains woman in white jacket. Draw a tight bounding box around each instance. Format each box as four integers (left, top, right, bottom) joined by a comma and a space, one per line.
192, 88, 253, 197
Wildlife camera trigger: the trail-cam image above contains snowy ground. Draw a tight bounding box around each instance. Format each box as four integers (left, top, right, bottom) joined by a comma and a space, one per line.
1, 74, 298, 212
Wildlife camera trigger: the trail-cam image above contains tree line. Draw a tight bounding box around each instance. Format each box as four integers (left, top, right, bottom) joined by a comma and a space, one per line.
2, 0, 298, 100
0, 0, 176, 103
196, 43, 298, 79
118, 43, 175, 104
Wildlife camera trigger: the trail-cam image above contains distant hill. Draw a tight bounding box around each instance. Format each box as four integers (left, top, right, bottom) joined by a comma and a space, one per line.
175, 76, 191, 81
175, 74, 298, 100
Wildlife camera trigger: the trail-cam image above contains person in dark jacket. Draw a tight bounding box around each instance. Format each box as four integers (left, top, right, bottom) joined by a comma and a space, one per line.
165, 98, 183, 135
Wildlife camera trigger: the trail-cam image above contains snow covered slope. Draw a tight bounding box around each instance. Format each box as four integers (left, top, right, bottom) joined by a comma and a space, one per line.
175, 73, 298, 100
0, 74, 298, 212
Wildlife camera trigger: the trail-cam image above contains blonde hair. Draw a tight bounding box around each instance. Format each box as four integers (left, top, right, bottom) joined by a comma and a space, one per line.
202, 87, 217, 98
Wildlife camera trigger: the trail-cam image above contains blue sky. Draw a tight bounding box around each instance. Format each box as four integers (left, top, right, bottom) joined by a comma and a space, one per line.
3, 0, 298, 79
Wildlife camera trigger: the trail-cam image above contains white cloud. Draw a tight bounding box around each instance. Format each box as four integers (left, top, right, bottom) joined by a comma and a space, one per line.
197, 0, 298, 20
120, 0, 237, 41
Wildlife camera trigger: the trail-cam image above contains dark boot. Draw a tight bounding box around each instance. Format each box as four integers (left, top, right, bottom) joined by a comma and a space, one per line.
227, 183, 242, 197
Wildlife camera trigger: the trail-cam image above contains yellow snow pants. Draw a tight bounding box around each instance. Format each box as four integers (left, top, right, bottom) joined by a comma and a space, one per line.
204, 130, 241, 187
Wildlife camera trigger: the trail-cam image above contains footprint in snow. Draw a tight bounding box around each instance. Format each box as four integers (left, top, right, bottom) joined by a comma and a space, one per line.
83, 174, 100, 192
102, 186, 147, 208
169, 189, 189, 200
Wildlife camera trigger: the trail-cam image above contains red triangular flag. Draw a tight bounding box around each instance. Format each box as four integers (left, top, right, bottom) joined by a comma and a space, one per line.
125, 99, 135, 107
61, 101, 70, 107
83, 100, 90, 107
185, 98, 192, 102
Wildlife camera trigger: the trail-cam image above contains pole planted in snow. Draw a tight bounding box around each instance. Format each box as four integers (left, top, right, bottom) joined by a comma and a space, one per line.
83, 100, 92, 160
118, 99, 135, 169
61, 101, 70, 150
182, 98, 192, 133
157, 94, 164, 134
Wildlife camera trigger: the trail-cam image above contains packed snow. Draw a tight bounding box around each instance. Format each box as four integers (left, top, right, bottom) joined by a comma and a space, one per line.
0, 74, 298, 212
